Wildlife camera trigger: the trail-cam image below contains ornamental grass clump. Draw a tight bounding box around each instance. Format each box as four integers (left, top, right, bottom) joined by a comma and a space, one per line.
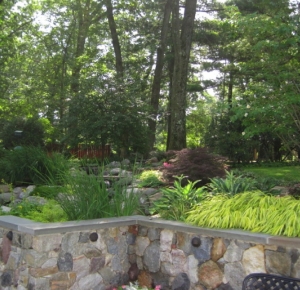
186, 191, 300, 237
0, 146, 70, 186
56, 170, 140, 221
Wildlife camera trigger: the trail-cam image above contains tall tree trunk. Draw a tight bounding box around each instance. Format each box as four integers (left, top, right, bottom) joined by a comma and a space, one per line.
70, 0, 91, 97
148, 0, 173, 150
228, 71, 233, 108
105, 0, 127, 157
105, 0, 124, 79
167, 47, 175, 151
168, 0, 197, 150
68, 0, 97, 146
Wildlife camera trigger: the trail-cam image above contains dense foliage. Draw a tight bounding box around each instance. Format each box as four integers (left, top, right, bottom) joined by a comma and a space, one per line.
0, 146, 69, 185
1, 0, 298, 160
162, 148, 226, 186
1, 117, 45, 149
187, 191, 300, 237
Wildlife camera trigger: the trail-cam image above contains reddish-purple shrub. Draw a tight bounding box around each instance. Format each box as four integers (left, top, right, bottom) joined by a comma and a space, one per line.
161, 148, 227, 186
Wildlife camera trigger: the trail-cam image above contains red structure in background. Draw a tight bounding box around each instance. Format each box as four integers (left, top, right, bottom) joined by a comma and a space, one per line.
69, 144, 111, 159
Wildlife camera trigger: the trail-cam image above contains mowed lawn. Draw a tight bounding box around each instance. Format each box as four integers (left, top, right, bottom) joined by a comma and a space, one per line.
244, 166, 300, 183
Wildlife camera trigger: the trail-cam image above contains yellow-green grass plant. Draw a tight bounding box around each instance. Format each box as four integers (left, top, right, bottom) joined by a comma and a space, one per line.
186, 191, 300, 237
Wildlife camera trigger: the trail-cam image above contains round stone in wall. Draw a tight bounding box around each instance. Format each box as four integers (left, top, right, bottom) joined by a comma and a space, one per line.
89, 232, 98, 242
191, 237, 201, 247
6, 231, 13, 241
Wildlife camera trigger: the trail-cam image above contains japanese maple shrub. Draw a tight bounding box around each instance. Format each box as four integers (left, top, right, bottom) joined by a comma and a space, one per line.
162, 147, 226, 186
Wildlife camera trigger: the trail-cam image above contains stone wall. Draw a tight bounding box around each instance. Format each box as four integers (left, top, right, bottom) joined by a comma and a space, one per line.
0, 215, 299, 290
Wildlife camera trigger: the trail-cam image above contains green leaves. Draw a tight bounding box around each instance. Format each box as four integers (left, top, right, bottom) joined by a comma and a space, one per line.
207, 170, 256, 196
150, 175, 207, 221
187, 191, 300, 237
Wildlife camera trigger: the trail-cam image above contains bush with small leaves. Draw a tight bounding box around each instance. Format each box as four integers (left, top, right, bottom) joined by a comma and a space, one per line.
162, 148, 226, 186
1, 117, 45, 149
138, 170, 165, 188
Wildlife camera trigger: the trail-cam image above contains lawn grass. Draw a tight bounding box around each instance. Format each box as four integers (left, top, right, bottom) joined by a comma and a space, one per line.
243, 166, 300, 184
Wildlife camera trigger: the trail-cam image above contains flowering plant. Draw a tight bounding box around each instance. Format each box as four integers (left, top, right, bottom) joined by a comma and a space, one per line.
113, 282, 161, 290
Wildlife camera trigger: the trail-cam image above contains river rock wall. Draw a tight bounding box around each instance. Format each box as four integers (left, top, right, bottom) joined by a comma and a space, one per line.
0, 215, 299, 290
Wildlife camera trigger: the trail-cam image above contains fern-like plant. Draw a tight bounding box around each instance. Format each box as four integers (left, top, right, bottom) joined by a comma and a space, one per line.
150, 175, 207, 221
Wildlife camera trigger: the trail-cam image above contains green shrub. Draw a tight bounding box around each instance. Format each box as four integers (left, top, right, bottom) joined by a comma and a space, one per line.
150, 175, 207, 221
1, 117, 45, 149
56, 171, 140, 221
138, 170, 164, 188
1, 199, 67, 222
0, 146, 69, 186
26, 200, 68, 222
162, 148, 226, 186
253, 177, 281, 195
187, 191, 300, 237
207, 170, 256, 196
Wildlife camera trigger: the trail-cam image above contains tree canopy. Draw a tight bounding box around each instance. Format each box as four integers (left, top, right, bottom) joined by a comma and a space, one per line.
0, 0, 299, 161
